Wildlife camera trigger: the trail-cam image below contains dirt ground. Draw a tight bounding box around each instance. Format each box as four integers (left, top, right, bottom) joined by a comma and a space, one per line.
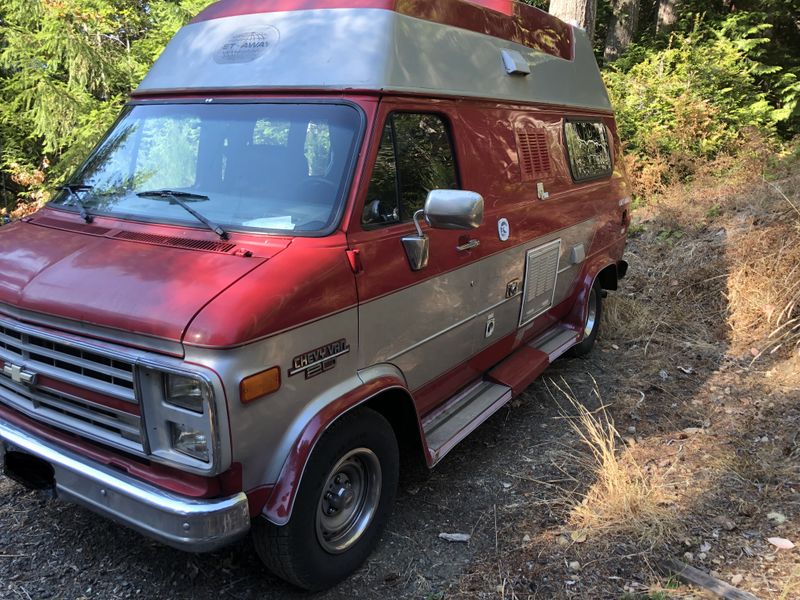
1, 173, 799, 599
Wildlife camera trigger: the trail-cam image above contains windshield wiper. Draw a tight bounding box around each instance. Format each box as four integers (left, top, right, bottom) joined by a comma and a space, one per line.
59, 184, 94, 224
136, 190, 229, 240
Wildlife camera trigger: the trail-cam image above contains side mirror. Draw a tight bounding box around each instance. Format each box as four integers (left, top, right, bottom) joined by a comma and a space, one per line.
402, 190, 484, 272
424, 190, 484, 231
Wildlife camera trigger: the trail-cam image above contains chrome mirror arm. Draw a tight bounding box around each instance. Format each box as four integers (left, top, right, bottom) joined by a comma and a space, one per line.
400, 191, 483, 272
412, 209, 426, 238
402, 210, 430, 272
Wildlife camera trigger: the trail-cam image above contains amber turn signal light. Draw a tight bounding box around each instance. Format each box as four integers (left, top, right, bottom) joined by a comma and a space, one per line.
240, 367, 281, 404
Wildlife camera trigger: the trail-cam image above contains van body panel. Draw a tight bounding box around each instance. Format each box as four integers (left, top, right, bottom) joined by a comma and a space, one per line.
347, 96, 628, 413
184, 307, 361, 494
183, 236, 359, 348
0, 215, 273, 341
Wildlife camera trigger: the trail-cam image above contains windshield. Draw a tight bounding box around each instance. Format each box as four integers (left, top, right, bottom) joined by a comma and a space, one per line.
51, 102, 363, 234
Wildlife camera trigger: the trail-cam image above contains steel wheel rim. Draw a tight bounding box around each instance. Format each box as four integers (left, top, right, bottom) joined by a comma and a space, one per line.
584, 290, 598, 339
316, 448, 382, 555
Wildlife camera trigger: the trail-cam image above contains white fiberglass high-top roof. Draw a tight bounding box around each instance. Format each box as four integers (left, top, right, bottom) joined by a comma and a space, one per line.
134, 0, 612, 112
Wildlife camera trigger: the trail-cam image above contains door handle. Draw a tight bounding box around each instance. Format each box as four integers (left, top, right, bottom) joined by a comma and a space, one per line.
456, 239, 480, 252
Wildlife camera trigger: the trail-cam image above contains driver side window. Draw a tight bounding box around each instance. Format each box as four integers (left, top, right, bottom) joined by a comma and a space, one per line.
362, 113, 459, 227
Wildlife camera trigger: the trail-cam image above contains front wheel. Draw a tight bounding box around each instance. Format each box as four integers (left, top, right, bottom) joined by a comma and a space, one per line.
253, 408, 399, 591
569, 282, 603, 357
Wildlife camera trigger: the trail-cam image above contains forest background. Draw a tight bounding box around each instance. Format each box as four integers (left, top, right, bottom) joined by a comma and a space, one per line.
0, 0, 797, 213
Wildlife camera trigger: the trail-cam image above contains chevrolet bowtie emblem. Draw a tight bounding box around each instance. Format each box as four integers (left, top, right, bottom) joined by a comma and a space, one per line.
2, 363, 37, 386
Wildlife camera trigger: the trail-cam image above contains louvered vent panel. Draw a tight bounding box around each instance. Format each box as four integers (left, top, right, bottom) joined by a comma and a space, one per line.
32, 217, 111, 236
519, 240, 561, 326
516, 128, 552, 181
113, 231, 236, 253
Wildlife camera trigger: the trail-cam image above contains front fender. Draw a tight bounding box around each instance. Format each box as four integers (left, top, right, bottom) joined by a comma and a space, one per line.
260, 368, 409, 525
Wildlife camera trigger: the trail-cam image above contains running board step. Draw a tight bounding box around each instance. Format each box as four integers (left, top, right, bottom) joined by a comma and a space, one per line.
488, 324, 579, 395
422, 324, 579, 465
529, 325, 579, 362
423, 380, 512, 464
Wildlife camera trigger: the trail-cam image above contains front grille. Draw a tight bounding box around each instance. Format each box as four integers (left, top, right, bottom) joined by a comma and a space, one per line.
0, 376, 144, 453
0, 322, 135, 400
0, 316, 143, 455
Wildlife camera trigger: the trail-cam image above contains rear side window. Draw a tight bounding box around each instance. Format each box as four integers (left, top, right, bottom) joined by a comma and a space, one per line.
564, 120, 613, 182
362, 113, 458, 226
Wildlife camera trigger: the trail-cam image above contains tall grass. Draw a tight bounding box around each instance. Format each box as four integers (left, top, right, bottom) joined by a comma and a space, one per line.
725, 175, 800, 359
551, 380, 675, 547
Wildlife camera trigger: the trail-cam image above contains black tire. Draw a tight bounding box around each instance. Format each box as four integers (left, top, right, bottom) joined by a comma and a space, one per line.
569, 282, 603, 357
253, 408, 399, 591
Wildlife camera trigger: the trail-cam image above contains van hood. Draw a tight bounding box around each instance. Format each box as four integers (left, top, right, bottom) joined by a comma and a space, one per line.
0, 219, 284, 342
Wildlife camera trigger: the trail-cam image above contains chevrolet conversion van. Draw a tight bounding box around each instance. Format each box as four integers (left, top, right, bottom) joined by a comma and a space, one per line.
0, 0, 630, 590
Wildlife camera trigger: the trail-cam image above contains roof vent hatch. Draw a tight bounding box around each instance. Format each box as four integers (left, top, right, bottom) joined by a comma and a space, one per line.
501, 49, 531, 76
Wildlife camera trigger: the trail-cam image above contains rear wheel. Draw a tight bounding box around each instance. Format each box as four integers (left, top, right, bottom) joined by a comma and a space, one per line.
569, 281, 603, 357
253, 408, 399, 591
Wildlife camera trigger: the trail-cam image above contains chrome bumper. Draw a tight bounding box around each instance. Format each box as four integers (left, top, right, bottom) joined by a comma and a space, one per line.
0, 418, 250, 553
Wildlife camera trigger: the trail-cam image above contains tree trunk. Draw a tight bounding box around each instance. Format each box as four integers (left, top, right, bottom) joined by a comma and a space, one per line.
604, 0, 640, 62
656, 0, 680, 34
549, 0, 598, 41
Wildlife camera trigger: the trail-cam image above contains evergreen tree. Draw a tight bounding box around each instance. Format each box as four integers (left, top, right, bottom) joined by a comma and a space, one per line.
0, 0, 213, 211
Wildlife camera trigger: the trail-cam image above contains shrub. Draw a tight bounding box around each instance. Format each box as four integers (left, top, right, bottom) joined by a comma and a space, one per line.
604, 13, 792, 191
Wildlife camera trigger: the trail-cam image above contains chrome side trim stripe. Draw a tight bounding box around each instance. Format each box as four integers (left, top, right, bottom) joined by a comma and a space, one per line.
383, 294, 520, 363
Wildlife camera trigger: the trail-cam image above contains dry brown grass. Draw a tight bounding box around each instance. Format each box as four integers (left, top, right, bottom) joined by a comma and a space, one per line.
550, 380, 676, 548
574, 148, 800, 559
628, 141, 800, 361
766, 352, 800, 392
600, 294, 655, 343
779, 567, 800, 600
725, 176, 800, 357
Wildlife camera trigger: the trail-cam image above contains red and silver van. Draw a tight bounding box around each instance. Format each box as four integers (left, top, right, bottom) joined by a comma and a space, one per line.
0, 0, 630, 590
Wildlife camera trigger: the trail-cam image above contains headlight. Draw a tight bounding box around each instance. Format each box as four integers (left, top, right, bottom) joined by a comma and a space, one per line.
136, 367, 219, 473
170, 422, 210, 462
165, 374, 210, 413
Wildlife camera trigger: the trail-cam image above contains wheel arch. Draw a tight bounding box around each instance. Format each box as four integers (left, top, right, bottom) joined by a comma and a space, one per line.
260, 367, 424, 526
596, 259, 628, 291
362, 388, 429, 473
565, 255, 625, 338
